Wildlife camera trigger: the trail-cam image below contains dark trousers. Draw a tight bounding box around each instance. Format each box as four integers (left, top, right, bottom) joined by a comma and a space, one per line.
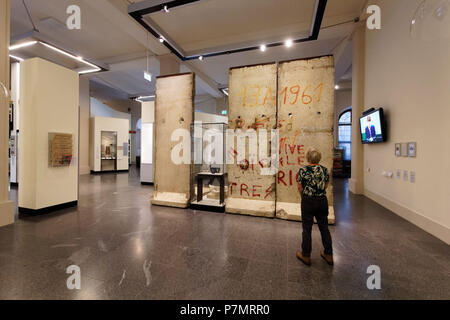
301, 195, 333, 256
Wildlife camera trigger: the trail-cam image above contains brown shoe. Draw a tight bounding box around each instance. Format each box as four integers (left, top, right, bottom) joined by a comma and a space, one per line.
321, 251, 334, 266
296, 251, 311, 266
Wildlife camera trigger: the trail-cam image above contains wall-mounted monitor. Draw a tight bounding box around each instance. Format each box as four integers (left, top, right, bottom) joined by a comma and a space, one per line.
360, 108, 387, 144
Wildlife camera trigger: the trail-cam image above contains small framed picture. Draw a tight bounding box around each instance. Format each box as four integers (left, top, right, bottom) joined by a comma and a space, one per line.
408, 142, 417, 157
395, 143, 401, 157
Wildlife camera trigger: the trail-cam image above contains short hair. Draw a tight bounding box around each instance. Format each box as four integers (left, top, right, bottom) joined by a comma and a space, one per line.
306, 148, 322, 164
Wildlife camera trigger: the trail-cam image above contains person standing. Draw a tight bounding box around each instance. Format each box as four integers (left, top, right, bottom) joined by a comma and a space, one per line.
296, 148, 333, 266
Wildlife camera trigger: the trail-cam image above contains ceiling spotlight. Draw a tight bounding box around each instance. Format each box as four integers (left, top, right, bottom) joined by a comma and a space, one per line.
335, 85, 340, 90
144, 71, 152, 82
199, 56, 203, 61
260, 44, 266, 52
163, 5, 169, 13
285, 39, 293, 48
159, 36, 164, 43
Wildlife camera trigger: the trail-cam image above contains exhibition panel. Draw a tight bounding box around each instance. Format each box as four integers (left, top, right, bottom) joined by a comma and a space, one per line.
18, 58, 79, 213
276, 56, 335, 223
141, 100, 155, 184
151, 72, 194, 208
100, 131, 118, 172
226, 63, 278, 217
90, 116, 129, 173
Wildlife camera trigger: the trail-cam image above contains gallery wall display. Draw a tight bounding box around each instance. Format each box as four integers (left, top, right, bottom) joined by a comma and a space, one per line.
90, 116, 129, 173
151, 73, 194, 208
48, 133, 73, 167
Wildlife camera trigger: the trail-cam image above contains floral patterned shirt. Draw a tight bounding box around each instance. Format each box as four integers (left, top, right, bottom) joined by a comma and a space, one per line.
297, 165, 330, 197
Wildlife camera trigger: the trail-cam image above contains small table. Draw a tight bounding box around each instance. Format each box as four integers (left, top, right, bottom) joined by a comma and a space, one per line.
196, 172, 227, 205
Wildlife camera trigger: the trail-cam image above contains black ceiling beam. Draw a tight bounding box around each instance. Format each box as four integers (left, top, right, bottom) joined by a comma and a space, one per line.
129, 0, 328, 61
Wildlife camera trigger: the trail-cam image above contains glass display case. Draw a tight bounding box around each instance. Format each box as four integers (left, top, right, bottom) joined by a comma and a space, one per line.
190, 122, 228, 211
101, 131, 117, 171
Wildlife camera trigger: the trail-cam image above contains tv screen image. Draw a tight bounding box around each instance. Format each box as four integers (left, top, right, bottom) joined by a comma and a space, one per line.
360, 108, 386, 144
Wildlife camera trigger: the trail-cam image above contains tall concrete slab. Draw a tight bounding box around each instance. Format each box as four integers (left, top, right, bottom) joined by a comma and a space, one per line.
276, 56, 335, 223
226, 63, 277, 217
151, 73, 194, 208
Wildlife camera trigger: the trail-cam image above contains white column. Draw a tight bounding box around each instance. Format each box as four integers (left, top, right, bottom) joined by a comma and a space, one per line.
349, 23, 365, 195
79, 77, 90, 175
0, 0, 15, 226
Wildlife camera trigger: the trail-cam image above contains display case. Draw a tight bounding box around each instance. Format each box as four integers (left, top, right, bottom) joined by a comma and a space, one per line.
190, 122, 228, 211
101, 131, 117, 171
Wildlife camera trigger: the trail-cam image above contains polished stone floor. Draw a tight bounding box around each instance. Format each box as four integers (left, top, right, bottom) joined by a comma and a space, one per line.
1, 169, 449, 300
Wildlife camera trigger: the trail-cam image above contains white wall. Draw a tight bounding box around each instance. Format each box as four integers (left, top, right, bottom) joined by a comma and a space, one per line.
195, 111, 228, 124
10, 62, 20, 131
90, 97, 131, 124
141, 101, 155, 123
363, 0, 450, 243
334, 89, 352, 146
141, 101, 154, 183
79, 77, 90, 175
90, 116, 129, 172
19, 58, 79, 210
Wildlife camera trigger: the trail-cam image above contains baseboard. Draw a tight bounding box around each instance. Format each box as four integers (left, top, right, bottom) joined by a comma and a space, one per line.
141, 181, 154, 185
18, 201, 78, 215
364, 189, 450, 245
90, 170, 129, 174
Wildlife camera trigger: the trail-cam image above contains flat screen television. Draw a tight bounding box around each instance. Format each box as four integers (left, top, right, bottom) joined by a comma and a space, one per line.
359, 108, 387, 144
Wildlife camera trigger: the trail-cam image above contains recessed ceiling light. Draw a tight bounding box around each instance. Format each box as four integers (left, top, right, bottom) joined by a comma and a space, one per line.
9, 41, 38, 51
144, 71, 152, 82
199, 56, 203, 61
135, 95, 155, 103
285, 39, 293, 48
260, 44, 266, 52
78, 68, 101, 75
9, 54, 24, 62
159, 36, 164, 43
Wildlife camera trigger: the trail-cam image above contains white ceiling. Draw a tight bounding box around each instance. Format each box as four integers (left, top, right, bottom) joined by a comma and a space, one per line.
10, 0, 366, 104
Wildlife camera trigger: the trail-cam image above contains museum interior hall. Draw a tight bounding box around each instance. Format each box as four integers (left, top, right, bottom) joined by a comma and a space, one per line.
0, 0, 449, 301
